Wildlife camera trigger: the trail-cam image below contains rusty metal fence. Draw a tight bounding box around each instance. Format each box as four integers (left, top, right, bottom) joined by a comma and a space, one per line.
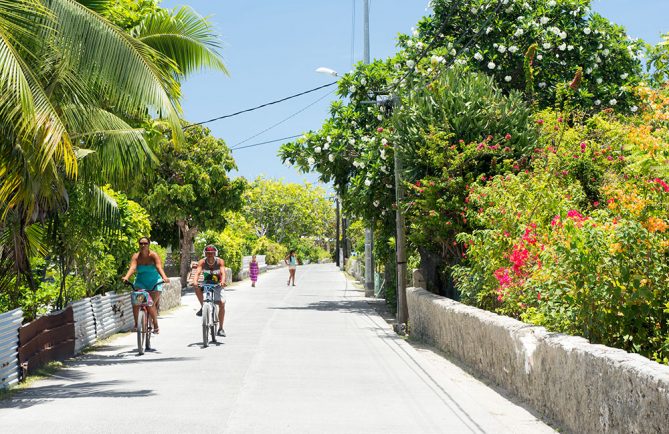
18, 308, 75, 377
0, 308, 23, 389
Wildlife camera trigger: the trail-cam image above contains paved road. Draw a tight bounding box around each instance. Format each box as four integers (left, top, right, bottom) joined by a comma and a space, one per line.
0, 264, 555, 433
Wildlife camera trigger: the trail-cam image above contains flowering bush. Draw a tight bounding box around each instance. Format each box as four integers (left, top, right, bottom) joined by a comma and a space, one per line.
453, 102, 669, 363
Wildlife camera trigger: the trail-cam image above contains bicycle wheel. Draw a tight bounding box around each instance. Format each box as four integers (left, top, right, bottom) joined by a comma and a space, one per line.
211, 304, 218, 343
145, 318, 152, 351
137, 310, 146, 355
202, 303, 211, 347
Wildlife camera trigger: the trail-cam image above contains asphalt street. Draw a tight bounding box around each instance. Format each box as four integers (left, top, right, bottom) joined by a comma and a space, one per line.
0, 263, 555, 433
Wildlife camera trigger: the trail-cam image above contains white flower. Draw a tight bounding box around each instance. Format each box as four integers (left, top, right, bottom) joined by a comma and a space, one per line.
498, 45, 507, 53
609, 99, 617, 106
508, 45, 519, 53
314, 146, 321, 154
430, 55, 441, 64
486, 26, 493, 34
602, 49, 610, 56
631, 105, 638, 112
621, 73, 629, 79
558, 43, 566, 51
537, 54, 543, 60
323, 143, 330, 150
394, 63, 401, 70
364, 179, 372, 187
504, 75, 512, 82
538, 82, 547, 88
540, 16, 549, 25
455, 58, 467, 65
412, 28, 418, 37
373, 200, 380, 207
349, 86, 356, 94
307, 157, 315, 166
407, 40, 414, 47
560, 32, 567, 39
470, 7, 477, 14
547, 0, 556, 6
349, 138, 355, 145
567, 45, 574, 51
377, 115, 383, 121
594, 99, 601, 106
328, 154, 335, 162
406, 59, 415, 68
416, 41, 424, 49
584, 27, 592, 35
326, 136, 332, 143
381, 138, 388, 145
474, 52, 483, 61
360, 78, 367, 85
487, 61, 496, 70
596, 78, 603, 84
450, 49, 456, 56
514, 28, 524, 37
542, 42, 551, 50
386, 184, 393, 189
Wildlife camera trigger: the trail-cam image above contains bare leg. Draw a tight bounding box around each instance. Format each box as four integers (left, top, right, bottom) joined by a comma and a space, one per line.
290, 269, 296, 285
149, 291, 161, 330
218, 301, 225, 328
132, 305, 139, 329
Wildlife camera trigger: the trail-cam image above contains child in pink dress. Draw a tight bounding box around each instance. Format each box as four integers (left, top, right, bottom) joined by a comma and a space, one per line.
249, 255, 259, 287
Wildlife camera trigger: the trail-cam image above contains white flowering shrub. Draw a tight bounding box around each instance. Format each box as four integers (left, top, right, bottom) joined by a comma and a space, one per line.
403, 0, 645, 111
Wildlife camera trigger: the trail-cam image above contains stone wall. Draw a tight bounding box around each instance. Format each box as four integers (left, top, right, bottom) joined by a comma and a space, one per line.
159, 278, 182, 311
407, 287, 669, 434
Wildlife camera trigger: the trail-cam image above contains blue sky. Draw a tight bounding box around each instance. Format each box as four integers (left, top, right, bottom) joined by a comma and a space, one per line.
159, 0, 669, 186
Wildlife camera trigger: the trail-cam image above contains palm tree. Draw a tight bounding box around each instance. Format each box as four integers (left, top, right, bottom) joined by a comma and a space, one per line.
0, 0, 228, 296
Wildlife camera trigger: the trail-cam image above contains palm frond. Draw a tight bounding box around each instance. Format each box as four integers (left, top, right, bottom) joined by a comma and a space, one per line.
133, 6, 229, 77
44, 0, 184, 142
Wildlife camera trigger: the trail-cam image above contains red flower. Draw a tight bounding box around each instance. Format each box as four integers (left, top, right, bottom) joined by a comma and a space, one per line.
536, 119, 544, 125
505, 133, 512, 141
654, 178, 669, 192
377, 127, 384, 132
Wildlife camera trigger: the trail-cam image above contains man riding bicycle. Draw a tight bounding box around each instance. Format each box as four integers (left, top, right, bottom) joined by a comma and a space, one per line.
192, 245, 227, 337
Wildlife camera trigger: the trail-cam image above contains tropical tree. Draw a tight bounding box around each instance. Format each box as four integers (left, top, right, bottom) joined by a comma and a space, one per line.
242, 177, 335, 247
0, 0, 228, 296
140, 124, 246, 286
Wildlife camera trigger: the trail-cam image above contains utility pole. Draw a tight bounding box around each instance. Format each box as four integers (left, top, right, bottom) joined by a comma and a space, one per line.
393, 135, 408, 328
335, 197, 340, 267
363, 0, 375, 297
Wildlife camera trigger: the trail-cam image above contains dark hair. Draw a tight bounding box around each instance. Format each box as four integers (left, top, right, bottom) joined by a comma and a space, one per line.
138, 236, 151, 244
290, 250, 296, 255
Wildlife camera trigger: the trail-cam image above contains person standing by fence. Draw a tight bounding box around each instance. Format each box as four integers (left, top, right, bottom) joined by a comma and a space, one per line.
249, 255, 259, 287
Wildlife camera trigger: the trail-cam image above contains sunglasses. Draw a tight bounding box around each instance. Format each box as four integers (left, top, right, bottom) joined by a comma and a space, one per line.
139, 242, 149, 246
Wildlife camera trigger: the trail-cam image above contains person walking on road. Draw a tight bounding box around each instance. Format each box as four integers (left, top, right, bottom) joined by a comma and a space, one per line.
192, 245, 227, 337
122, 237, 169, 333
285, 250, 298, 286
249, 255, 259, 287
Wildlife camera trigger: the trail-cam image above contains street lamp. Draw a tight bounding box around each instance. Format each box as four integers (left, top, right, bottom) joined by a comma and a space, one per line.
315, 67, 339, 77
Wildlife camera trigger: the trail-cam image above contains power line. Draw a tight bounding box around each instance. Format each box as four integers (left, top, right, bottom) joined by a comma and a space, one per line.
183, 81, 338, 129
230, 134, 302, 152
231, 88, 336, 149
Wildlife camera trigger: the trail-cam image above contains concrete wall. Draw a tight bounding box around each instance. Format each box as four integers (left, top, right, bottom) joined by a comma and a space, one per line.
407, 287, 669, 434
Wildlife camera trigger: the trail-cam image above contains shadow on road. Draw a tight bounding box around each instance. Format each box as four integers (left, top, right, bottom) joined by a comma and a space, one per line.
267, 298, 375, 314
68, 354, 195, 367
0, 380, 155, 409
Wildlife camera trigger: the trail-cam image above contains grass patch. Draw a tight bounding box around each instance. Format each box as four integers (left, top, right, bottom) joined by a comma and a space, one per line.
0, 361, 64, 401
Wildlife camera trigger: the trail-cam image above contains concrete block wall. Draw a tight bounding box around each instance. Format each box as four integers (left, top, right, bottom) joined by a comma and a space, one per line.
407, 287, 669, 434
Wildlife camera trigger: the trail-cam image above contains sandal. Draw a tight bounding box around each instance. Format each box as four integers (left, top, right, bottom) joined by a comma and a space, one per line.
153, 328, 160, 334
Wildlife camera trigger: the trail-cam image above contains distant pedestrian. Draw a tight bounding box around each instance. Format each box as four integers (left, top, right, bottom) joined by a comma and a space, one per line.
285, 250, 298, 286
249, 255, 259, 287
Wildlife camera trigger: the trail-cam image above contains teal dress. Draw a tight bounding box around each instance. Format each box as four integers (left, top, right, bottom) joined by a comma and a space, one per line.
134, 264, 163, 291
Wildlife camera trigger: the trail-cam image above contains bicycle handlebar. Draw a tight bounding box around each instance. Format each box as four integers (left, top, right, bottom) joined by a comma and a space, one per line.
123, 280, 163, 292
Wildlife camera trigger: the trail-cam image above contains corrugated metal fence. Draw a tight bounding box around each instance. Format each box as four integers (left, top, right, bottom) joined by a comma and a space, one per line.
0, 308, 23, 389
0, 291, 136, 389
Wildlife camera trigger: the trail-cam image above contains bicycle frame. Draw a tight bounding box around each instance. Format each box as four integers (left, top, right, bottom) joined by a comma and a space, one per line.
200, 283, 221, 348
125, 281, 161, 355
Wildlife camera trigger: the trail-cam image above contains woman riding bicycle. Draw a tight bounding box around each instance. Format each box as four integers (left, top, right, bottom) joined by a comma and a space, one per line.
122, 236, 169, 333
192, 245, 227, 337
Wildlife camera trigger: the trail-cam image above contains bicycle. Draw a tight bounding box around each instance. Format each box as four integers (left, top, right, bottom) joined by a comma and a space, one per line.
199, 283, 221, 348
125, 281, 161, 355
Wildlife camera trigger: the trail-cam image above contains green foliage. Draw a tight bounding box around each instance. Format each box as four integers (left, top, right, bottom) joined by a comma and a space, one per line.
253, 236, 286, 265
242, 177, 334, 246
195, 229, 244, 276
347, 220, 366, 255
453, 102, 669, 363
414, 0, 644, 112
